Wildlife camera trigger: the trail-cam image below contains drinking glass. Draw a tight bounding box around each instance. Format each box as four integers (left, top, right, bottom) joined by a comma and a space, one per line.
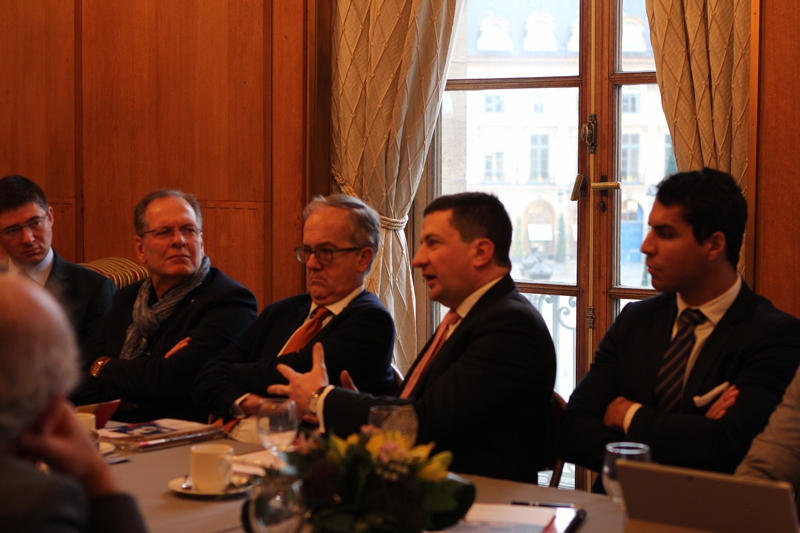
247, 477, 305, 533
602, 441, 651, 504
368, 404, 418, 444
256, 399, 298, 456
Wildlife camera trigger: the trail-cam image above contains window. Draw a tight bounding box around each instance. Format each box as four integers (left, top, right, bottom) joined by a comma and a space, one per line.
530, 135, 550, 182
483, 152, 505, 182
620, 133, 640, 182
477, 16, 513, 52
532, 92, 550, 114
665, 134, 678, 175
523, 13, 559, 52
485, 95, 505, 113
621, 92, 640, 114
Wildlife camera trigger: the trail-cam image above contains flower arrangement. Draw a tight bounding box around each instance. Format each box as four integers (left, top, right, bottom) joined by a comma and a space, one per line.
284, 426, 475, 533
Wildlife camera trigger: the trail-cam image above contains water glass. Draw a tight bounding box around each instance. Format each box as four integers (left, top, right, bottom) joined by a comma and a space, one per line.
246, 477, 305, 533
257, 399, 298, 455
368, 404, 418, 444
602, 441, 651, 504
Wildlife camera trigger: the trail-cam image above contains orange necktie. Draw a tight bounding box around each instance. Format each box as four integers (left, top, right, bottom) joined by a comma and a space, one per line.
279, 307, 332, 355
400, 310, 460, 398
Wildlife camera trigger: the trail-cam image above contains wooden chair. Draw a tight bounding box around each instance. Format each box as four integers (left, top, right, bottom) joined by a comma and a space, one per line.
80, 257, 150, 289
540, 390, 568, 488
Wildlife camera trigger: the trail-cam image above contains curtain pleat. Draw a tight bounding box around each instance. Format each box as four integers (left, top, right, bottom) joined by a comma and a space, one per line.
331, 0, 463, 372
646, 0, 749, 185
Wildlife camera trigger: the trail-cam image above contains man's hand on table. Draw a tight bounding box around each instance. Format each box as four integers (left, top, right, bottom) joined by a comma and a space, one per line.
267, 342, 330, 417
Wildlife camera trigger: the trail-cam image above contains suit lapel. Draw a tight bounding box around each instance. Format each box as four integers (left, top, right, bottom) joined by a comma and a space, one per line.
44, 250, 69, 293
682, 283, 755, 407
407, 275, 517, 397
639, 296, 678, 405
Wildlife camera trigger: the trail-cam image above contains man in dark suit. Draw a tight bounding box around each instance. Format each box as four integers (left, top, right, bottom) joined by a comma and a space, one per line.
559, 168, 800, 483
268, 192, 556, 483
0, 175, 116, 350
0, 277, 147, 533
193, 194, 395, 442
72, 190, 258, 422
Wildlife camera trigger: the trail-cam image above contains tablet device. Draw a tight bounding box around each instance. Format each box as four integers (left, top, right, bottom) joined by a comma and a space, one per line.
617, 460, 798, 533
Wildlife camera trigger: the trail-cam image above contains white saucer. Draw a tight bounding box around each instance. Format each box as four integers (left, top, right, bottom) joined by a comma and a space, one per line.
168, 474, 255, 497
99, 442, 115, 455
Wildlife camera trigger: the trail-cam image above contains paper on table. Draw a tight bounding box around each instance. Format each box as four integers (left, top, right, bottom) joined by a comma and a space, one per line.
235, 449, 287, 470
444, 503, 556, 533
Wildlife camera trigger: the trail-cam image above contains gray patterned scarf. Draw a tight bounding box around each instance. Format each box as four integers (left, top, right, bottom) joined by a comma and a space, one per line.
119, 255, 211, 360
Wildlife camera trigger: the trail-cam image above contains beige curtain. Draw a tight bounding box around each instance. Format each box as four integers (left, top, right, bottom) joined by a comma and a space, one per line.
646, 0, 749, 184
331, 0, 463, 372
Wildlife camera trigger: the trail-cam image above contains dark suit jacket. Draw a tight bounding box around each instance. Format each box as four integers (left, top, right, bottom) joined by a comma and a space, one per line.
193, 290, 395, 417
0, 454, 147, 533
559, 282, 800, 474
73, 267, 258, 422
322, 275, 557, 483
45, 251, 117, 352
0, 251, 116, 351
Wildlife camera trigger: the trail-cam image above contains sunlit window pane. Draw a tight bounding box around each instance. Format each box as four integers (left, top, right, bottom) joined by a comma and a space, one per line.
619, 0, 655, 72
616, 84, 672, 288
450, 0, 580, 79
442, 88, 580, 284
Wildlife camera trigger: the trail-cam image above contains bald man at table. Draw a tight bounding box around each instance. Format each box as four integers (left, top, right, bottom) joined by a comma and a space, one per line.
0, 277, 147, 533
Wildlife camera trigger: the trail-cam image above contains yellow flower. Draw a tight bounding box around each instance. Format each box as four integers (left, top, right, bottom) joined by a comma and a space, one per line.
329, 433, 348, 459
365, 431, 387, 459
408, 441, 435, 461
417, 451, 452, 482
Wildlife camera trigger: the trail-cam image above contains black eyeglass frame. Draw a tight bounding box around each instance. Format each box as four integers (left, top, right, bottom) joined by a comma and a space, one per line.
294, 245, 363, 265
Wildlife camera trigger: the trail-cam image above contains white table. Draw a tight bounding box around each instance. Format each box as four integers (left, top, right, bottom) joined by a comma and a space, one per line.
111, 441, 624, 533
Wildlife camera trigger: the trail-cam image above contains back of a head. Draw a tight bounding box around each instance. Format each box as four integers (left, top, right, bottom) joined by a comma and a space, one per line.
0, 278, 79, 445
0, 175, 49, 215
424, 192, 512, 268
655, 167, 747, 268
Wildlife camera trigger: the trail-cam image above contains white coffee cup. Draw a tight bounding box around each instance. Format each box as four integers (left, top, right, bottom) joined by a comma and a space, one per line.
74, 412, 96, 433
190, 443, 233, 492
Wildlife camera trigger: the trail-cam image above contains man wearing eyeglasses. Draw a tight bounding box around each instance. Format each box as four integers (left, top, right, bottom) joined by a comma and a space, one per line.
193, 195, 395, 442
0, 175, 116, 351
72, 190, 258, 422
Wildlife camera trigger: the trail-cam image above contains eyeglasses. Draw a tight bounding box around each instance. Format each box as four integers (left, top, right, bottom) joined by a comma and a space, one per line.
140, 225, 203, 242
0, 216, 48, 240
294, 245, 362, 265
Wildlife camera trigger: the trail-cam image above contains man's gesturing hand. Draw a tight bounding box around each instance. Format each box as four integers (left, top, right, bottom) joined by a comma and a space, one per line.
267, 342, 330, 417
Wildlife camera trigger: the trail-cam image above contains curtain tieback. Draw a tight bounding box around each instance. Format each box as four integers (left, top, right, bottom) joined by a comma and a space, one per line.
332, 171, 408, 230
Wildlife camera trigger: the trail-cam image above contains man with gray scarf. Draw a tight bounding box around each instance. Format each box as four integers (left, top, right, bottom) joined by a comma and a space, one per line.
71, 190, 257, 422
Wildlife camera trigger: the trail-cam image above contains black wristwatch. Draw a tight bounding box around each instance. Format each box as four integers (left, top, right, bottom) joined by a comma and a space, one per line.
308, 386, 327, 416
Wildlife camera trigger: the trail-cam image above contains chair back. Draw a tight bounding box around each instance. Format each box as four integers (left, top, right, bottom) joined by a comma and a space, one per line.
389, 364, 404, 396
540, 390, 567, 488
80, 257, 150, 289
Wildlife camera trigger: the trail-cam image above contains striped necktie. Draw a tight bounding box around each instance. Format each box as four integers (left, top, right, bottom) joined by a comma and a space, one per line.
654, 308, 707, 413
400, 310, 460, 399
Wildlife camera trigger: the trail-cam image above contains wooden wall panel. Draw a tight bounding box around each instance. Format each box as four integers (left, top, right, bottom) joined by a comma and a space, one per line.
0, 0, 79, 258
81, 0, 272, 304
754, 3, 800, 319
270, 0, 307, 301
202, 201, 266, 308
49, 199, 78, 262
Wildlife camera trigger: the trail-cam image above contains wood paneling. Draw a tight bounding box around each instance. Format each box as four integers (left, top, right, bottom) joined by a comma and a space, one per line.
0, 0, 79, 258
270, 0, 307, 301
754, 3, 800, 318
80, 0, 274, 304
2, 0, 311, 307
